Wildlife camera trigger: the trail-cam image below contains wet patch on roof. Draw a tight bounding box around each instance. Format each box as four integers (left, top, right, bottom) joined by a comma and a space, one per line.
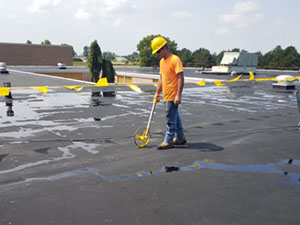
3, 159, 299, 191
87, 159, 300, 187
183, 86, 297, 114
212, 122, 224, 126
165, 166, 180, 173
246, 117, 261, 121
0, 154, 9, 162
34, 147, 50, 154
1, 86, 297, 142
0, 141, 102, 175
0, 91, 153, 140
185, 142, 224, 152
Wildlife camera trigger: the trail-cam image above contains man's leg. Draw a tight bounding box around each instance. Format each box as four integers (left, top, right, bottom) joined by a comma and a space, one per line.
174, 111, 187, 145
175, 111, 184, 138
164, 101, 178, 143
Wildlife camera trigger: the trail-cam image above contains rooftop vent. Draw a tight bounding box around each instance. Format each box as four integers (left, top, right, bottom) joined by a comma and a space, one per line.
272, 75, 295, 89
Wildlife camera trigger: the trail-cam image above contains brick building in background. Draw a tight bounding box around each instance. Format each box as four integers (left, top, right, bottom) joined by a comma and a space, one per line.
0, 42, 73, 66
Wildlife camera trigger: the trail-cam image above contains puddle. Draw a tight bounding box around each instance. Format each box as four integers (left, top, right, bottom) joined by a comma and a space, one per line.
4, 159, 299, 190
87, 159, 300, 187
165, 166, 180, 172
0, 91, 152, 140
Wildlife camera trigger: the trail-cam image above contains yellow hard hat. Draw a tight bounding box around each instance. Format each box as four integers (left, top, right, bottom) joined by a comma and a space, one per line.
151, 36, 167, 54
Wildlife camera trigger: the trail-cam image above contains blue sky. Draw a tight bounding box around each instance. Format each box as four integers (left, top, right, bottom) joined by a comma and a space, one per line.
1, 0, 299, 56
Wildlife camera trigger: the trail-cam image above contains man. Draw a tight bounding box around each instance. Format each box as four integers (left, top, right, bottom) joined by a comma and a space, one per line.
151, 36, 187, 150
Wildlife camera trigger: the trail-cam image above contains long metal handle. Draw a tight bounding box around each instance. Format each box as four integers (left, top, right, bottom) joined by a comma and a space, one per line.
145, 99, 158, 136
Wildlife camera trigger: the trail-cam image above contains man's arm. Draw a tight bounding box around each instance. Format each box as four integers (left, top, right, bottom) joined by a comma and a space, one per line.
174, 72, 184, 105
154, 74, 162, 102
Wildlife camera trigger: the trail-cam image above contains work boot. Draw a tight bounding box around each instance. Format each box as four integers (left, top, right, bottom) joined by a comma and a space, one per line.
157, 141, 174, 150
173, 137, 187, 145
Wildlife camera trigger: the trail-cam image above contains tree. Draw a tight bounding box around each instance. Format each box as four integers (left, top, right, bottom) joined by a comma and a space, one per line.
88, 40, 103, 83
83, 46, 89, 57
41, 39, 51, 45
137, 34, 178, 67
126, 52, 139, 62
192, 48, 215, 68
215, 51, 225, 65
177, 48, 193, 66
261, 45, 283, 68
231, 48, 240, 52
282, 46, 300, 67
26, 40, 32, 44
102, 59, 115, 83
257, 45, 300, 69
103, 51, 116, 61
257, 51, 264, 67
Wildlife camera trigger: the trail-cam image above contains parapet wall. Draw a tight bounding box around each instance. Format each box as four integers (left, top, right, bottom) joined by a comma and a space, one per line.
0, 42, 73, 66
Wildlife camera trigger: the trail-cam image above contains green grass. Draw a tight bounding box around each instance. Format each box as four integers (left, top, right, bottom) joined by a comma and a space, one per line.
73, 61, 87, 67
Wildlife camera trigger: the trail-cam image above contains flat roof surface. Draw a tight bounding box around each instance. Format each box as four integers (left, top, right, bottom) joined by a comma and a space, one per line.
1, 69, 300, 225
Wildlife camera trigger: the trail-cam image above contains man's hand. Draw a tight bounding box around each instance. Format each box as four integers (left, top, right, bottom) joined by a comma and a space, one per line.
174, 95, 181, 105
154, 93, 160, 103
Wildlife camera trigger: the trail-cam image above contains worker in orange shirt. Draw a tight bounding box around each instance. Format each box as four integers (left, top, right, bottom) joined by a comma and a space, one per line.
152, 36, 187, 150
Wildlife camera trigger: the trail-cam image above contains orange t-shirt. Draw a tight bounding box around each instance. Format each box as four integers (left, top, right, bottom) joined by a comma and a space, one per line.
159, 54, 184, 101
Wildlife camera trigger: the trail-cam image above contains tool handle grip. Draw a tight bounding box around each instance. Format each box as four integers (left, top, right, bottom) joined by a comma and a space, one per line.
153, 96, 160, 104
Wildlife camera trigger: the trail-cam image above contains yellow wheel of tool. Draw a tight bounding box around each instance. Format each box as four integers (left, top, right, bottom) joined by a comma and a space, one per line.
134, 127, 151, 147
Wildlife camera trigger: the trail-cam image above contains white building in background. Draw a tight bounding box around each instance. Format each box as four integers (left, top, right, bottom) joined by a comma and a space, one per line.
211, 52, 258, 74
115, 56, 128, 63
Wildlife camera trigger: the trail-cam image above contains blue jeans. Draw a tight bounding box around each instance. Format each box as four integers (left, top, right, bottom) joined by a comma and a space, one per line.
164, 101, 184, 143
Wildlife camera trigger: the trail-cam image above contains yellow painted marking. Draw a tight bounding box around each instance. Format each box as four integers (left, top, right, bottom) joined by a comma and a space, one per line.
214, 81, 224, 86
194, 162, 200, 166
249, 71, 255, 80
65, 86, 83, 91
196, 78, 206, 86
32, 86, 48, 94
0, 87, 10, 96
255, 78, 276, 81
226, 75, 242, 82
128, 85, 143, 93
